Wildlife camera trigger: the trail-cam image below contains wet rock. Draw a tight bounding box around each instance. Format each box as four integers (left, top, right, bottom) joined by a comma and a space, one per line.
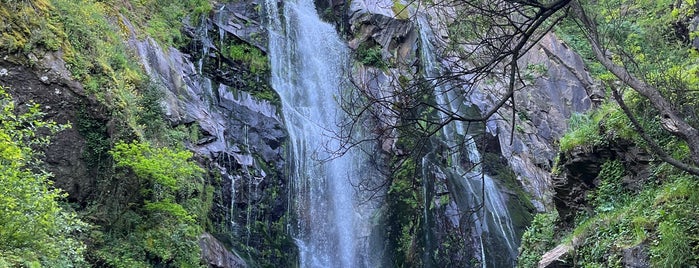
209, 2, 268, 51
349, 9, 417, 63
123, 4, 293, 263
199, 232, 248, 268
621, 243, 650, 268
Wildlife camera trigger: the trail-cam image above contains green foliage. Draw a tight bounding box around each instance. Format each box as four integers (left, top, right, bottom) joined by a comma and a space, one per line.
93, 141, 206, 267
559, 112, 600, 152
118, 0, 212, 47
557, 0, 699, 137
224, 41, 269, 73
356, 42, 388, 69
539, 169, 699, 267
559, 102, 633, 152
76, 107, 111, 167
138, 83, 169, 140
588, 160, 629, 213
111, 141, 203, 192
0, 87, 87, 267
0, 0, 62, 53
517, 211, 558, 268
384, 156, 425, 266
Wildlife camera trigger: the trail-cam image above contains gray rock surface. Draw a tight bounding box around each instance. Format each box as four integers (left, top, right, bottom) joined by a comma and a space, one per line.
0, 51, 101, 204
123, 2, 292, 263
478, 33, 596, 211
199, 232, 248, 268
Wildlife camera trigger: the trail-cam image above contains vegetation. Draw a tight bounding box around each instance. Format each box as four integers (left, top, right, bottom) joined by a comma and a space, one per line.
565, 169, 698, 267
517, 211, 558, 268
356, 42, 389, 69
0, 87, 86, 267
559, 102, 634, 152
88, 141, 207, 267
224, 41, 269, 74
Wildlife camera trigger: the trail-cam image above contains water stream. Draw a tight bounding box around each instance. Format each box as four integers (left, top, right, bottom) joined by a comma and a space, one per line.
417, 15, 519, 267
265, 1, 519, 266
266, 1, 374, 267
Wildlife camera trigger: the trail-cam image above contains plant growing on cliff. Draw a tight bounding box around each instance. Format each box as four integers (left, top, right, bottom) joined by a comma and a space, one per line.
517, 211, 558, 268
0, 87, 86, 267
97, 140, 206, 267
356, 42, 389, 69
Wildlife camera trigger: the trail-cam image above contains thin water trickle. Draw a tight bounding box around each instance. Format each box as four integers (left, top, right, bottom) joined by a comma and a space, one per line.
417, 15, 519, 267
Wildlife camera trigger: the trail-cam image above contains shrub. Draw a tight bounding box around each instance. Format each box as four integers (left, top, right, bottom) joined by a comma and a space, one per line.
104, 141, 206, 266
517, 211, 558, 267
356, 43, 388, 69
0, 87, 86, 267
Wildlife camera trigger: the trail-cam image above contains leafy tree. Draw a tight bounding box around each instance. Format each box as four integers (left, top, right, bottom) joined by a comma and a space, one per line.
96, 141, 205, 267
0, 86, 86, 267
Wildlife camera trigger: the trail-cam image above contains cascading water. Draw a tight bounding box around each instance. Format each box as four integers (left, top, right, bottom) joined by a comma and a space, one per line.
266, 1, 376, 267
417, 15, 519, 267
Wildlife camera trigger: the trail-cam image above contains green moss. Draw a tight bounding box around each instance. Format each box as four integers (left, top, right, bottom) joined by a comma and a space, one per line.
392, 1, 409, 20
356, 42, 388, 69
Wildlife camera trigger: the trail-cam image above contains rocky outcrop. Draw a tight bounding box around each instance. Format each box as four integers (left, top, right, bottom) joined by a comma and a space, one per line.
621, 243, 651, 268
125, 1, 294, 265
199, 233, 248, 268
0, 51, 105, 205
489, 33, 597, 211
554, 139, 651, 225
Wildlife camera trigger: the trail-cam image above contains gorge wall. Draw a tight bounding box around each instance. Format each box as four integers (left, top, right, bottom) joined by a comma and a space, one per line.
0, 0, 600, 267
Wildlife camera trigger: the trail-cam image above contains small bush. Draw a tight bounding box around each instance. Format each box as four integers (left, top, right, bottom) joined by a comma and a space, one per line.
356, 43, 388, 69
517, 211, 558, 267
559, 102, 633, 152
0, 87, 86, 267
225, 41, 269, 73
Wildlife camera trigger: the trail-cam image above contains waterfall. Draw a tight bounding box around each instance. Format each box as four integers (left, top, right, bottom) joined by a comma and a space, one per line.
417, 16, 519, 267
266, 1, 376, 267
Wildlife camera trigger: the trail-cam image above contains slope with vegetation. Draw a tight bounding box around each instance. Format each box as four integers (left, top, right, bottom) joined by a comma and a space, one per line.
0, 0, 292, 267
520, 0, 699, 266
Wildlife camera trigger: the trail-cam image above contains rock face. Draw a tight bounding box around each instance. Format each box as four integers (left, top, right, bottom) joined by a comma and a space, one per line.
0, 51, 104, 205
123, 1, 295, 265
200, 233, 248, 268
554, 139, 651, 225
477, 33, 598, 211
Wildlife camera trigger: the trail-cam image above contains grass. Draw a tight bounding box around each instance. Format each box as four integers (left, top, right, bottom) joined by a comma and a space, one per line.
559, 102, 634, 152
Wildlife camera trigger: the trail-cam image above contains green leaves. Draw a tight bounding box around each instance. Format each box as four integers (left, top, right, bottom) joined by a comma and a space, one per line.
0, 86, 86, 266
111, 141, 203, 192
106, 140, 205, 266
517, 211, 558, 268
